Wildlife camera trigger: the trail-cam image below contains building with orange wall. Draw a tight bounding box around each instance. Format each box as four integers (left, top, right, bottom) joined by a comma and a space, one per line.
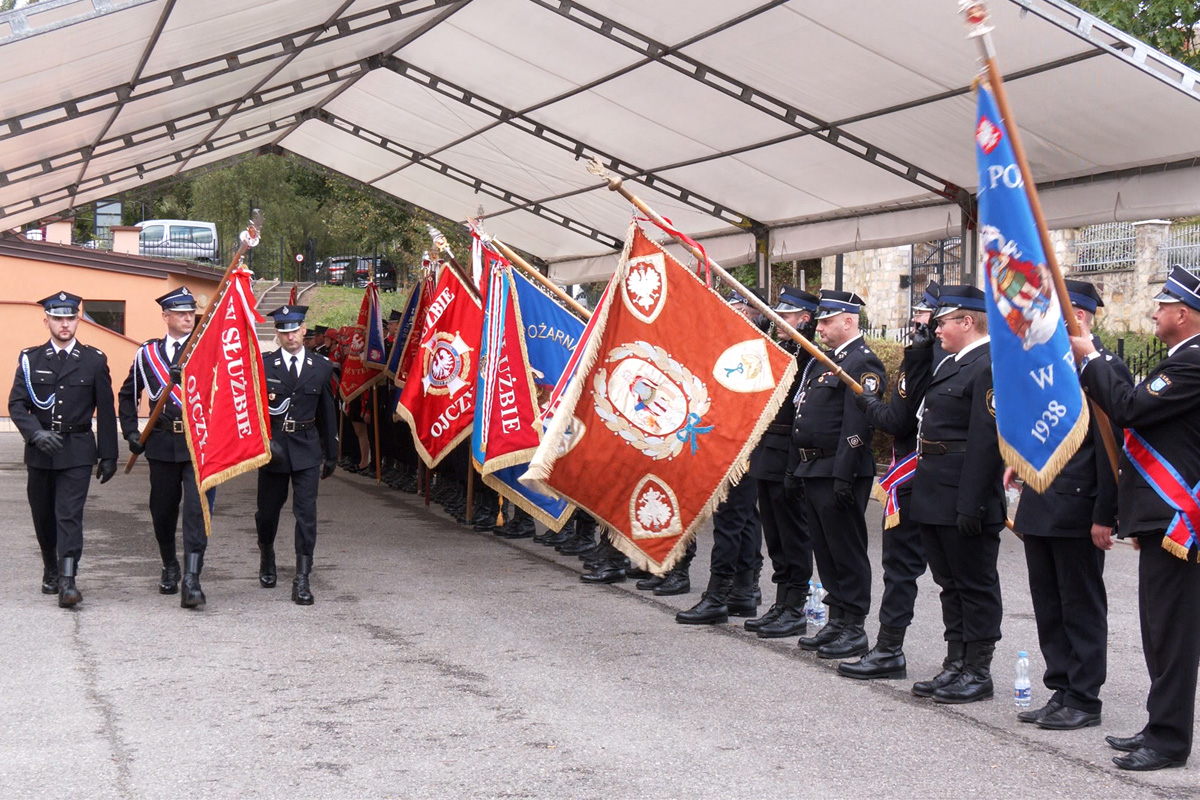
1, 233, 222, 423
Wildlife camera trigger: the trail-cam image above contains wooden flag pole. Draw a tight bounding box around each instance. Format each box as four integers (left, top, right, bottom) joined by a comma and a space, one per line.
586, 159, 863, 394
488, 237, 592, 321
961, 1, 1120, 478
125, 211, 264, 473
427, 226, 482, 303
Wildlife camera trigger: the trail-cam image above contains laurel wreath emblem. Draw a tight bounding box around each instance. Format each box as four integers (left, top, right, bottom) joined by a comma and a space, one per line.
593, 340, 711, 461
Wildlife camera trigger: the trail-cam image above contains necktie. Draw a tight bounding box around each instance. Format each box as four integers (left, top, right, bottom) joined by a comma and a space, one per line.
57, 349, 68, 364
289, 357, 299, 380
171, 341, 182, 364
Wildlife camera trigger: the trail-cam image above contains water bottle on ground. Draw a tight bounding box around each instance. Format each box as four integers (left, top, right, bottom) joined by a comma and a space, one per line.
811, 583, 827, 627
804, 580, 815, 622
1014, 651, 1032, 708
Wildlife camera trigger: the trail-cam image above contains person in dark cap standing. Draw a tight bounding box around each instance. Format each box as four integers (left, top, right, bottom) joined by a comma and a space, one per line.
118, 286, 213, 608
743, 286, 819, 638
908, 284, 1005, 704
9, 292, 118, 607
791, 289, 886, 658
1071, 265, 1200, 771
839, 285, 940, 679
256, 305, 338, 605
1004, 279, 1127, 730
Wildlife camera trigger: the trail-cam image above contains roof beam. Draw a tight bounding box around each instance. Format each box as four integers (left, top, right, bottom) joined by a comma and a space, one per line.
529, 0, 962, 201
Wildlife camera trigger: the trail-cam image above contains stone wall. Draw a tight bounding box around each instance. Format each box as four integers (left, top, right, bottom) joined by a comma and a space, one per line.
819, 247, 912, 333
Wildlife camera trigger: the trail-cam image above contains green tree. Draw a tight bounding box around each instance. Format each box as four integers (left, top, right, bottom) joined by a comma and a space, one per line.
1078, 1, 1200, 70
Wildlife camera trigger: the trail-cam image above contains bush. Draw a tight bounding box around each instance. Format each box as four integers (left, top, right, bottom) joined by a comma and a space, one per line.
866, 337, 905, 465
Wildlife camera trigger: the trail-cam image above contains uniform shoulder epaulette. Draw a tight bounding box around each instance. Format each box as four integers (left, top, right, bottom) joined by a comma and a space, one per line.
312, 351, 332, 365
21, 345, 38, 354
81, 343, 105, 357
141, 338, 159, 347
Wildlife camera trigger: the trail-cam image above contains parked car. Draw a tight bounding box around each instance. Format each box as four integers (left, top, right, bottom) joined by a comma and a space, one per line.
319, 255, 397, 292
137, 219, 219, 263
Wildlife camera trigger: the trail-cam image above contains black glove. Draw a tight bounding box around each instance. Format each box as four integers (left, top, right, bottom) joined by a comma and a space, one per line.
912, 322, 935, 350
169, 364, 183, 385
834, 478, 855, 509
268, 437, 286, 468
126, 431, 145, 455
95, 459, 117, 484
853, 383, 881, 412
798, 318, 817, 341
957, 512, 982, 537
30, 429, 64, 456
783, 472, 804, 502
321, 458, 337, 479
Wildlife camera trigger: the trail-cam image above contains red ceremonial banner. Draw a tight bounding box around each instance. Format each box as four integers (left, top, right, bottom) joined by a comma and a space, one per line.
396, 265, 484, 468
339, 286, 385, 403
181, 266, 272, 536
523, 223, 797, 573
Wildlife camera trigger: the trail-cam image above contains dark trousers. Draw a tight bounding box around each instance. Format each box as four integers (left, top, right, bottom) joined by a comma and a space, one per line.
255, 466, 321, 557
920, 522, 1003, 643
27, 465, 91, 562
1023, 535, 1107, 713
879, 489, 926, 629
147, 458, 211, 558
804, 476, 873, 617
1138, 534, 1200, 760
710, 475, 762, 577
758, 478, 812, 594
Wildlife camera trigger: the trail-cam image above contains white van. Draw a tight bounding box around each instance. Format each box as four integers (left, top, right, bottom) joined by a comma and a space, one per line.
137, 219, 219, 263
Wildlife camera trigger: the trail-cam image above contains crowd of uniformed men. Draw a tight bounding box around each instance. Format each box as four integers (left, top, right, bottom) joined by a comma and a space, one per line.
9, 266, 1200, 773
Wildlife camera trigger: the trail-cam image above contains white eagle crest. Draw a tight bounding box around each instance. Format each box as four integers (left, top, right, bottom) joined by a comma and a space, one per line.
636, 487, 673, 531
627, 265, 661, 311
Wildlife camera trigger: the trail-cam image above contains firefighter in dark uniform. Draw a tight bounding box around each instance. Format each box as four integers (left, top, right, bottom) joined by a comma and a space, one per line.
840, 285, 940, 679
257, 305, 339, 605
744, 286, 819, 638
1071, 265, 1200, 771
1007, 279, 1126, 729
118, 286, 212, 609
676, 290, 768, 624
791, 289, 885, 659
9, 292, 118, 607
909, 285, 1005, 704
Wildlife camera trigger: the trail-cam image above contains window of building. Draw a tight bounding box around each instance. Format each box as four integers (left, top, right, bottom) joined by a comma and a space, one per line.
84, 300, 125, 336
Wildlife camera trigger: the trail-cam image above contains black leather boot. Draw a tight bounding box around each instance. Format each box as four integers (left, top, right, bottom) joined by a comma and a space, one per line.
838, 624, 907, 679
745, 584, 786, 633
653, 554, 692, 596
534, 515, 572, 544
498, 509, 536, 539
933, 641, 995, 704
58, 557, 82, 608
912, 640, 966, 697
798, 606, 843, 651
755, 586, 808, 639
258, 540, 277, 589
471, 493, 498, 531
580, 547, 627, 584
675, 574, 732, 625
726, 569, 760, 617
293, 555, 314, 605
557, 516, 597, 553
180, 552, 206, 609
40, 548, 58, 595
635, 573, 664, 591
157, 541, 180, 594
818, 613, 869, 659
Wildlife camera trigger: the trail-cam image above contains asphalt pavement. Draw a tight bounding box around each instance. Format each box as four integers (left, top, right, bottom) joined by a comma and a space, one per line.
0, 431, 1194, 799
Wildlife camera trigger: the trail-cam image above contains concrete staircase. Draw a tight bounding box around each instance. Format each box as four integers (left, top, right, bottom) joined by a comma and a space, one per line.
255, 282, 316, 352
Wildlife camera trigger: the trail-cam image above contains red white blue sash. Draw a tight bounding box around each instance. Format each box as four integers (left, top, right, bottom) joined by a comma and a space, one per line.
1124, 429, 1200, 560
874, 450, 917, 530
138, 342, 184, 410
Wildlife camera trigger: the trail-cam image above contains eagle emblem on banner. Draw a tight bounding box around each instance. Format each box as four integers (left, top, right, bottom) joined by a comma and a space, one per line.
422, 332, 473, 396
622, 254, 667, 323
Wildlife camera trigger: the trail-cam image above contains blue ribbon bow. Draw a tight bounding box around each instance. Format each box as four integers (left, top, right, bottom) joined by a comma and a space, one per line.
676, 412, 714, 455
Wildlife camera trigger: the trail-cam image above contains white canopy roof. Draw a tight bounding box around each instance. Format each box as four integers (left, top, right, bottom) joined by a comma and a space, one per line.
2, 0, 1199, 282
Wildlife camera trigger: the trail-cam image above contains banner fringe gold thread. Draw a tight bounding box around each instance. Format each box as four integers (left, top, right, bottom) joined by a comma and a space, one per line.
1001, 398, 1090, 494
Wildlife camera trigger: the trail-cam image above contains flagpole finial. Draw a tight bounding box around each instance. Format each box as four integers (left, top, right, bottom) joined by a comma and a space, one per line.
428, 224, 452, 259
586, 157, 623, 191
960, 1, 994, 38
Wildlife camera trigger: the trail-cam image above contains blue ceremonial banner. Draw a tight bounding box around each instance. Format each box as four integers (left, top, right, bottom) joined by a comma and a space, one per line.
975, 83, 1087, 490
362, 280, 388, 370
385, 282, 422, 382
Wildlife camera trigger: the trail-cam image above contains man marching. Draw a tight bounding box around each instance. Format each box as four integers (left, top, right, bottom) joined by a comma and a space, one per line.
256, 305, 339, 605
118, 287, 212, 608
9, 292, 118, 607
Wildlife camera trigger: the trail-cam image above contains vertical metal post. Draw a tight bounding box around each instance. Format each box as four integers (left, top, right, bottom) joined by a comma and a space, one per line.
754, 226, 770, 295
835, 253, 845, 291
960, 192, 979, 288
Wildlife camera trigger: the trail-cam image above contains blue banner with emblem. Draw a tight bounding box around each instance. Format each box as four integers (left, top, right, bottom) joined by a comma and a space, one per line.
385, 282, 421, 382
975, 82, 1087, 490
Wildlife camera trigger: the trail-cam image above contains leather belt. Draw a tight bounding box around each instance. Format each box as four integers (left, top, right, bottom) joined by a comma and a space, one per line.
767, 423, 792, 435
156, 418, 186, 435
48, 421, 91, 433
796, 447, 835, 463
918, 439, 968, 455
282, 418, 316, 433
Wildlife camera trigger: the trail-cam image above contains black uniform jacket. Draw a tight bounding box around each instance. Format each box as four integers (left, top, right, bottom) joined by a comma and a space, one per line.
862, 343, 935, 462
1016, 337, 1128, 537
749, 345, 811, 482
1081, 332, 1200, 538
910, 340, 1006, 526
790, 335, 886, 481
118, 337, 192, 463
9, 340, 117, 469
263, 348, 339, 473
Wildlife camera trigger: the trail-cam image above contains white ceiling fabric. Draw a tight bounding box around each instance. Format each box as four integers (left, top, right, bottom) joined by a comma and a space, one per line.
1, 0, 1198, 284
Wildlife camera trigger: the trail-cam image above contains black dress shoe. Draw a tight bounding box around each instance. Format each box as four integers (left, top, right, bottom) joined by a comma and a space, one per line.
159, 559, 182, 595
1016, 699, 1061, 724
580, 566, 626, 584
1112, 747, 1186, 771
41, 568, 59, 595
635, 575, 664, 591
1036, 706, 1101, 730
1105, 733, 1146, 753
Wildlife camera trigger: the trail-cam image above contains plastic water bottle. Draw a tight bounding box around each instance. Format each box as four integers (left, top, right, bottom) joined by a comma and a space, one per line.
811, 583, 827, 627
1014, 651, 1032, 708
804, 581, 815, 622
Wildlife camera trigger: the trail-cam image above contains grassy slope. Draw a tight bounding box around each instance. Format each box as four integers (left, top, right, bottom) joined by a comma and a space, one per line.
299, 284, 415, 328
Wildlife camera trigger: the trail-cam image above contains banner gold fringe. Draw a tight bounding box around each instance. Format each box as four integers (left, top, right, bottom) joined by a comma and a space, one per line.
1000, 398, 1090, 494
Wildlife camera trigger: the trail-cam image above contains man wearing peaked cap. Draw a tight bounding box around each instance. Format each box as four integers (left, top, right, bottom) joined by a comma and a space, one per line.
256, 305, 338, 605
909, 284, 1007, 704
118, 284, 213, 608
790, 288, 886, 658
1071, 264, 1200, 770
1007, 278, 1128, 730
8, 291, 118, 607
742, 286, 820, 639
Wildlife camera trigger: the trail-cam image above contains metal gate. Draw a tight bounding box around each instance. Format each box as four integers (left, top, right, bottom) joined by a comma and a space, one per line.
910, 237, 963, 310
